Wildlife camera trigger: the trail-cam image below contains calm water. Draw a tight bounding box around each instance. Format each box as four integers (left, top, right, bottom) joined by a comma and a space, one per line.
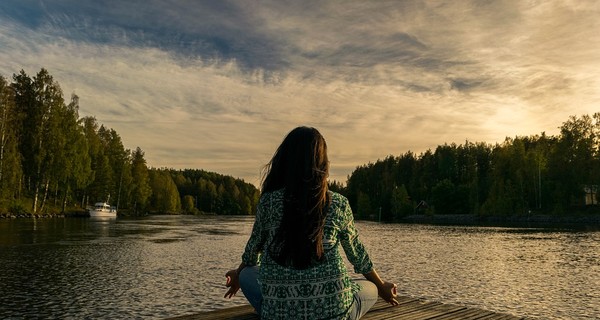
0, 216, 598, 319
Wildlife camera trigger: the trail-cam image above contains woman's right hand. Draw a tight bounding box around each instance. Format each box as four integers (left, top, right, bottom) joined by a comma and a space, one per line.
224, 269, 240, 298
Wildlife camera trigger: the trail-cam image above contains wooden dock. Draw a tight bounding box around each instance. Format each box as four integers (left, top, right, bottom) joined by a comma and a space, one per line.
168, 296, 527, 319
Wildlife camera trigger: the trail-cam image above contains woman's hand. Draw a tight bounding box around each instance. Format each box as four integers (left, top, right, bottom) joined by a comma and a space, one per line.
377, 281, 399, 306
224, 269, 241, 298
363, 269, 399, 306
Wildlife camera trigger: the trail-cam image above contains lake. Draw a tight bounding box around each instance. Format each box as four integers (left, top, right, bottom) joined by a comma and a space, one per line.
0, 215, 598, 319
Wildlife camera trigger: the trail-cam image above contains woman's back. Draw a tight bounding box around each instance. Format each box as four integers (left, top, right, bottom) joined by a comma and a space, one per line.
242, 189, 373, 319
225, 127, 398, 320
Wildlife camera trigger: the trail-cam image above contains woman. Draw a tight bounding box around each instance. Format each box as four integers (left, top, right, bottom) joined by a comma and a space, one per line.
224, 126, 398, 319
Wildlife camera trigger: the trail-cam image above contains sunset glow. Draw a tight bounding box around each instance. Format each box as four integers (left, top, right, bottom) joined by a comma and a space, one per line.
1, 1, 598, 184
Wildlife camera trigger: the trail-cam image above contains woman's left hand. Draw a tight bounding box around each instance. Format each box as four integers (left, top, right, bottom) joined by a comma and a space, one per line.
378, 281, 399, 306
224, 269, 240, 298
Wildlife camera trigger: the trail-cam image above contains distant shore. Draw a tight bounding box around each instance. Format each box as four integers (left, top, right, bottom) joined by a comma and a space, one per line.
401, 213, 600, 228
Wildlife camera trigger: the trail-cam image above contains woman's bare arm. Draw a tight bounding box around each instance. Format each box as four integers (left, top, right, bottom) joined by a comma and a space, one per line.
363, 269, 399, 305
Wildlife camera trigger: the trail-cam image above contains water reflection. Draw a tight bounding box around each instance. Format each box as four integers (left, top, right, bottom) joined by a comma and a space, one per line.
357, 224, 600, 320
0, 217, 598, 319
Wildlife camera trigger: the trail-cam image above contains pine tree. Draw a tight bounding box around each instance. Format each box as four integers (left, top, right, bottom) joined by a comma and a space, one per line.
130, 147, 151, 215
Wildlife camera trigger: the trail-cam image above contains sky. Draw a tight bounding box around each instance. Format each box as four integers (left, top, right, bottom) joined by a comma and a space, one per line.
1, 0, 599, 185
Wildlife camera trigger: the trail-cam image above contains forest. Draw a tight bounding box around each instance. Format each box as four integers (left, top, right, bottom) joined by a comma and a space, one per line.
1, 68, 599, 221
338, 113, 600, 221
0, 68, 259, 217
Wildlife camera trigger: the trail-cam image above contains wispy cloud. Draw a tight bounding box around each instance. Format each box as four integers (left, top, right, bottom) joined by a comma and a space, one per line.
1, 0, 599, 183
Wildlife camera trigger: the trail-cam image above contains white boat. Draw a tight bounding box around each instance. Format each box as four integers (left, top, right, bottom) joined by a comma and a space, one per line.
88, 202, 117, 218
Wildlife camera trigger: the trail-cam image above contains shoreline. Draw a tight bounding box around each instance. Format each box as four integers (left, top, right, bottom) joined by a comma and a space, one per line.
399, 213, 600, 228
0, 211, 87, 219
3, 211, 600, 229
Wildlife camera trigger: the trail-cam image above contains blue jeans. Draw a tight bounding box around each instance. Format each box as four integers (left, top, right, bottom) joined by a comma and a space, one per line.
239, 266, 378, 319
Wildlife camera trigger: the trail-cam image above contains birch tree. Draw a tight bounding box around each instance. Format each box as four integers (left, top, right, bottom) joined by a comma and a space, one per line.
0, 75, 21, 199
32, 69, 66, 213
57, 94, 92, 211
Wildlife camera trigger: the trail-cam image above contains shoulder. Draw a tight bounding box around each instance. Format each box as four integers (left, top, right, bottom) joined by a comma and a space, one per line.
328, 191, 351, 214
326, 191, 354, 228
258, 189, 285, 209
260, 189, 284, 201
329, 191, 350, 206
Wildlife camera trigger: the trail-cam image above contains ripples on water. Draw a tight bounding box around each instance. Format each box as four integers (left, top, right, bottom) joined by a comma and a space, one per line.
0, 216, 598, 319
358, 223, 600, 320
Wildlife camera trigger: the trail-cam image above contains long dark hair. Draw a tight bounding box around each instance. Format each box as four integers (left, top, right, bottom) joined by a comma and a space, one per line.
262, 126, 330, 269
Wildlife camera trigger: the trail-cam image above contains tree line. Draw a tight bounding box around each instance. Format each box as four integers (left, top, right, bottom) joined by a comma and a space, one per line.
0, 68, 259, 216
338, 113, 600, 221
3, 68, 598, 220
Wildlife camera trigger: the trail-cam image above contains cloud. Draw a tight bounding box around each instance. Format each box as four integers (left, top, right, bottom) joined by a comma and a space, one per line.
1, 0, 599, 184
0, 0, 289, 71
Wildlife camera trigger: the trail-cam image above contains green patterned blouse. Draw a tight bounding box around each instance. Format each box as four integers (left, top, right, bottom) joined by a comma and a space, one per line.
241, 189, 374, 320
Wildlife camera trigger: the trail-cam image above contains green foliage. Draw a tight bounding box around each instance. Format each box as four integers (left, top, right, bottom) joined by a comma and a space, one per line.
130, 147, 152, 214
8, 200, 27, 215
0, 75, 22, 200
182, 195, 197, 214
390, 185, 413, 220
346, 114, 600, 220
0, 68, 259, 217
2, 68, 599, 219
169, 169, 259, 215
430, 179, 470, 215
328, 180, 346, 194
149, 169, 181, 214
356, 192, 373, 220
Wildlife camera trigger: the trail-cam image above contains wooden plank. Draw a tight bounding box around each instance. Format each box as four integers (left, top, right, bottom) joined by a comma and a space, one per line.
473, 313, 523, 320
363, 297, 422, 319
165, 296, 526, 320
427, 308, 497, 320
168, 304, 257, 320
366, 301, 444, 320
390, 303, 467, 320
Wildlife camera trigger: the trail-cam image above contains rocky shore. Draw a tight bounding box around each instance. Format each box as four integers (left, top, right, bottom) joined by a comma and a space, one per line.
0, 210, 88, 219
